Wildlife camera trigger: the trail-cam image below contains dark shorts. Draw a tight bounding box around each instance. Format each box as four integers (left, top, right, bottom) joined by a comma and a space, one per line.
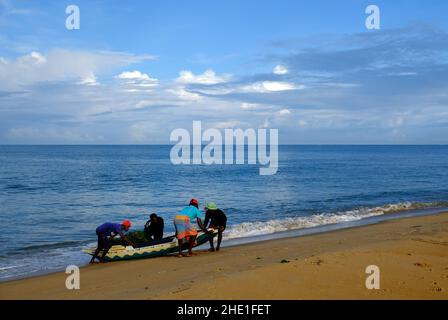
96, 232, 111, 250
210, 224, 226, 230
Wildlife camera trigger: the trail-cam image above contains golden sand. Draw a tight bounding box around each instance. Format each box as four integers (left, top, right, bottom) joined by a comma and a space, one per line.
1, 212, 447, 299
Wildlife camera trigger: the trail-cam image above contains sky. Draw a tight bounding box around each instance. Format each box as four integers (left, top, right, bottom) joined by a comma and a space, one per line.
0, 0, 447, 144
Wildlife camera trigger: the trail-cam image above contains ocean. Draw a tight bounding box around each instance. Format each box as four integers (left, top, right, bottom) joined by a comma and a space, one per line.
1, 145, 447, 281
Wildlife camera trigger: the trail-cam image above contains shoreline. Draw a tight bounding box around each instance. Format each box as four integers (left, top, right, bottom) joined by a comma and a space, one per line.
1, 205, 447, 283
1, 211, 447, 299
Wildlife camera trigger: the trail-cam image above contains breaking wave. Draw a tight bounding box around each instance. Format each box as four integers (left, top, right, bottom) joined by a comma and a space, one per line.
223, 201, 448, 240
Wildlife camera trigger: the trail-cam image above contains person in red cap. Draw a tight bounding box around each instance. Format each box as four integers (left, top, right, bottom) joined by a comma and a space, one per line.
173, 198, 207, 257
90, 220, 135, 263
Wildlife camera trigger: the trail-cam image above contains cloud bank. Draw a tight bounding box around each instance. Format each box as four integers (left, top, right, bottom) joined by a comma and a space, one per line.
1, 25, 447, 144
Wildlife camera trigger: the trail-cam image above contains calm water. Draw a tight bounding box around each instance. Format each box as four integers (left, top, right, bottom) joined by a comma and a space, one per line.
1, 145, 448, 280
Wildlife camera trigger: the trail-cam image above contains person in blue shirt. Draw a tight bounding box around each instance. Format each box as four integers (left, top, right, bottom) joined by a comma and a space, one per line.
89, 220, 135, 263
174, 198, 207, 257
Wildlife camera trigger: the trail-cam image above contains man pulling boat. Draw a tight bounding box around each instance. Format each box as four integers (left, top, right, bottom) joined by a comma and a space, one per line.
204, 202, 227, 252
89, 220, 135, 263
173, 198, 208, 257
86, 199, 227, 261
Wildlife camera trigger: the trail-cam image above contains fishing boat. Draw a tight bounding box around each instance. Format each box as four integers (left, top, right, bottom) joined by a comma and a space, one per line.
83, 229, 217, 261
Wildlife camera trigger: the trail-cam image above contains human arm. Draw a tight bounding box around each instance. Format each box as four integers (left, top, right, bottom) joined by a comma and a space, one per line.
196, 217, 207, 233
144, 221, 153, 239
119, 232, 136, 247
203, 211, 210, 229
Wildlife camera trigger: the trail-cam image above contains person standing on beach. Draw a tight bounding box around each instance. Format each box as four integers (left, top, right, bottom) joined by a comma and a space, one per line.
204, 202, 227, 252
174, 198, 207, 257
90, 220, 135, 263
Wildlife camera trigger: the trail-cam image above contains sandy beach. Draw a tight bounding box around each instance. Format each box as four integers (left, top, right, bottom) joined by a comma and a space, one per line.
1, 212, 447, 300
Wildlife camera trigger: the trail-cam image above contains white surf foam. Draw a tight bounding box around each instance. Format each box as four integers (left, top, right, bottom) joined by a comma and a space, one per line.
223, 201, 447, 240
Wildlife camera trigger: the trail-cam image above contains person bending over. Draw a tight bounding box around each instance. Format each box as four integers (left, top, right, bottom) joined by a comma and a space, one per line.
173, 198, 207, 257
204, 202, 227, 252
90, 220, 135, 263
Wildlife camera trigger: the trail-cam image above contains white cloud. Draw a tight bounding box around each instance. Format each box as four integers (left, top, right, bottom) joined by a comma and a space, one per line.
176, 69, 230, 85
26, 51, 46, 64
279, 108, 291, 115
1, 25, 446, 145
185, 86, 234, 95
189, 80, 302, 97
134, 100, 152, 109
166, 87, 202, 101
387, 72, 418, 76
273, 64, 288, 75
0, 49, 155, 91
321, 82, 360, 88
116, 70, 152, 82
78, 72, 99, 86
116, 70, 158, 89
214, 120, 245, 129
240, 102, 258, 110
242, 81, 301, 93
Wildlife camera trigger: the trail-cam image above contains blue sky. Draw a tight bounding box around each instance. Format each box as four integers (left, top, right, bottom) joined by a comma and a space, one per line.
0, 0, 447, 144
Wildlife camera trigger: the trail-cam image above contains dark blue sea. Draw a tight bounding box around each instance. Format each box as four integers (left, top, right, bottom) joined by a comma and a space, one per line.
1, 145, 448, 280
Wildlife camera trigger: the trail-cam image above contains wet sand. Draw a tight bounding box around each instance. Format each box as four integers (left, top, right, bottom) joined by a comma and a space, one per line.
1, 212, 447, 299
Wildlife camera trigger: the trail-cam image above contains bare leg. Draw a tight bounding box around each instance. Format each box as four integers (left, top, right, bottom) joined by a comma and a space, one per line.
216, 227, 225, 251
188, 235, 197, 255
99, 246, 110, 262
90, 247, 101, 263
177, 238, 184, 257
174, 222, 186, 257
208, 230, 215, 251
90, 235, 103, 263
208, 237, 215, 252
